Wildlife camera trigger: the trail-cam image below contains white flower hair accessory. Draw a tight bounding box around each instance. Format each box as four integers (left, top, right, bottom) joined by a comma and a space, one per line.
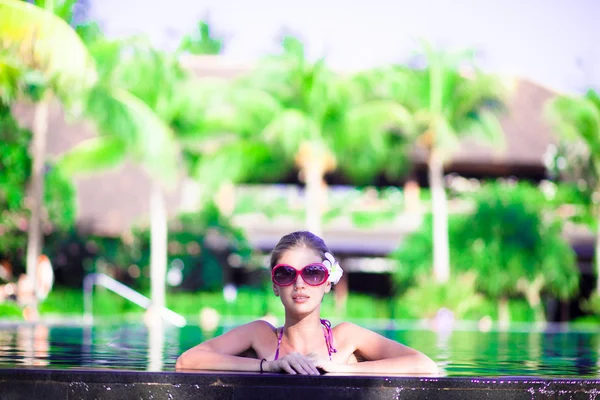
323, 252, 343, 284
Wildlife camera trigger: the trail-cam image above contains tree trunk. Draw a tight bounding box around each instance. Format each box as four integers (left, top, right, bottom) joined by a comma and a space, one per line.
520, 276, 546, 323
150, 182, 167, 312
147, 320, 164, 371
26, 99, 49, 305
303, 156, 325, 237
428, 152, 450, 283
498, 296, 510, 330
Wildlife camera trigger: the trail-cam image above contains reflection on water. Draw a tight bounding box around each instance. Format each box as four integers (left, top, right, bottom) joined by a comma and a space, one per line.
0, 320, 598, 377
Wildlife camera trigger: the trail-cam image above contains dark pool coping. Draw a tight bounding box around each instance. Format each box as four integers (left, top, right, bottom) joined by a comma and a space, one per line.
1, 368, 599, 399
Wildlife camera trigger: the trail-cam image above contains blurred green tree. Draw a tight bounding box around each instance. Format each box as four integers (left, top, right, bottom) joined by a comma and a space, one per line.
0, 0, 95, 302
55, 29, 183, 312
178, 20, 223, 55
546, 89, 600, 295
222, 35, 413, 235
0, 104, 32, 259
57, 28, 264, 309
375, 43, 507, 284
456, 182, 579, 323
391, 181, 579, 324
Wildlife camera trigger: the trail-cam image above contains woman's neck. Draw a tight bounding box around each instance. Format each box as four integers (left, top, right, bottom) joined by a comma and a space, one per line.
282, 311, 324, 350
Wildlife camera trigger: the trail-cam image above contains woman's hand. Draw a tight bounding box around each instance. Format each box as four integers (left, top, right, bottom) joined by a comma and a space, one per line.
265, 352, 321, 375
307, 353, 348, 374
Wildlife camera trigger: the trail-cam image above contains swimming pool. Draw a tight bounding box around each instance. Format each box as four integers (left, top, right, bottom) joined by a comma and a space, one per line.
0, 319, 598, 399
0, 319, 598, 377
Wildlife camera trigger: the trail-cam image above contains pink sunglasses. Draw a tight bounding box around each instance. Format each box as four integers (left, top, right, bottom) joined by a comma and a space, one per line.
271, 263, 330, 286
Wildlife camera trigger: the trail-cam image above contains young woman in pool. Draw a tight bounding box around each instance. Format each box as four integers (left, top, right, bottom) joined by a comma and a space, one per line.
176, 231, 437, 375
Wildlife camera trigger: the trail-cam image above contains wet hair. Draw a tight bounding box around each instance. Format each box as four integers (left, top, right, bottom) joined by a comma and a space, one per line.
269, 231, 331, 269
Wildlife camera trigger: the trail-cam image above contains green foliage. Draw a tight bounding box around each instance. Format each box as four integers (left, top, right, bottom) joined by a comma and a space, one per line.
389, 214, 467, 295
178, 21, 223, 55
88, 202, 257, 292
0, 0, 97, 101
38, 286, 146, 316
0, 302, 23, 318
350, 209, 398, 228
169, 203, 257, 291
34, 287, 394, 321
0, 47, 27, 104
396, 273, 494, 320
0, 104, 31, 213
0, 106, 76, 259
361, 45, 507, 159
581, 292, 600, 317
390, 181, 580, 315
43, 163, 76, 230
546, 90, 600, 233
546, 90, 600, 226
233, 35, 414, 185
546, 89, 600, 173
458, 182, 579, 301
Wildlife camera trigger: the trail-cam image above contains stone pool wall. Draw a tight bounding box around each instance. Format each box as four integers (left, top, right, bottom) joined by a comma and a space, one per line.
1, 368, 599, 399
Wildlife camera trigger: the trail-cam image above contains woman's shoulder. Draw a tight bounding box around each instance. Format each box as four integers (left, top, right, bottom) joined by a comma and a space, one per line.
218, 319, 278, 349
331, 321, 362, 338
332, 321, 359, 331
332, 321, 381, 342
237, 319, 278, 337
239, 319, 277, 331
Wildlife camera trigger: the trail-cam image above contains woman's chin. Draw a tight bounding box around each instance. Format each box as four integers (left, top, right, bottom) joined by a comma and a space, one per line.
285, 299, 317, 313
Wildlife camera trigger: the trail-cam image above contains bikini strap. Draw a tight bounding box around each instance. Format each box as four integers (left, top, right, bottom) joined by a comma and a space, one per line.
274, 320, 336, 361
320, 318, 337, 360
274, 327, 284, 361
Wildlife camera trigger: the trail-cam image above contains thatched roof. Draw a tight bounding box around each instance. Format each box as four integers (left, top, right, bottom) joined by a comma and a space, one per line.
449, 78, 558, 172
10, 55, 562, 242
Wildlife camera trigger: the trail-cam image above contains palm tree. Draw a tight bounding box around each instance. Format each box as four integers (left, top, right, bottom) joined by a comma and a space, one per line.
231, 36, 413, 236
377, 44, 506, 283
56, 31, 184, 314
0, 0, 95, 304
546, 89, 600, 293
58, 33, 256, 312
178, 20, 223, 55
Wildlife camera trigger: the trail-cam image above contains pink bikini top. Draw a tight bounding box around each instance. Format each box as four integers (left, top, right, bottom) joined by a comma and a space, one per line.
274, 318, 337, 361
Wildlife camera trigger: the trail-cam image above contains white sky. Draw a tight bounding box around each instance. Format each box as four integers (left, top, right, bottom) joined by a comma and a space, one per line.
91, 0, 599, 94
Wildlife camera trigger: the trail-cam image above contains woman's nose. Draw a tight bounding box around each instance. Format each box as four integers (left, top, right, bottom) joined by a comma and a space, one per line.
293, 272, 305, 288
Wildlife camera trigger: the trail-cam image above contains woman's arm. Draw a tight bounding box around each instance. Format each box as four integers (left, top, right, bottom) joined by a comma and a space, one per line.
312, 322, 438, 375
175, 320, 267, 372
175, 320, 320, 375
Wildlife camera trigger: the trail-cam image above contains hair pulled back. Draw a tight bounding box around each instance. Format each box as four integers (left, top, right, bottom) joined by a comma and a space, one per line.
269, 231, 331, 269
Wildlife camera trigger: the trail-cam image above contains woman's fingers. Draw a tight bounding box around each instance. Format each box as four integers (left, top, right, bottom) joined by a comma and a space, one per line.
287, 354, 312, 375
282, 353, 319, 375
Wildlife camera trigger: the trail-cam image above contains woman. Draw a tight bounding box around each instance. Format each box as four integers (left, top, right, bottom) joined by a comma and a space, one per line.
176, 231, 437, 375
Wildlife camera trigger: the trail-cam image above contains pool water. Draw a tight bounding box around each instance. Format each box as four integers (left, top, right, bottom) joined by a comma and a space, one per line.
0, 320, 598, 377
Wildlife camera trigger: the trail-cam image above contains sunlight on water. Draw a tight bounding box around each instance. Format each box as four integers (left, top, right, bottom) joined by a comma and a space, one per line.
0, 320, 598, 377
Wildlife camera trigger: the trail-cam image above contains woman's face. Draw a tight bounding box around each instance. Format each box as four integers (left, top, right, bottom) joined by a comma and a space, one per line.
272, 246, 331, 313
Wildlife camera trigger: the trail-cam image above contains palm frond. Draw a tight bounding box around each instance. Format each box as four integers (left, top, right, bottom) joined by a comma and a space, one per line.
432, 115, 461, 159
0, 49, 25, 104
546, 94, 600, 156
111, 89, 179, 189
457, 109, 506, 149
0, 0, 96, 94
194, 141, 277, 190
261, 109, 319, 158
57, 135, 127, 176
83, 86, 179, 189
342, 100, 416, 147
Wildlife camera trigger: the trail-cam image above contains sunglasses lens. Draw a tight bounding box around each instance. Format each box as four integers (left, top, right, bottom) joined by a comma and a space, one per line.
273, 266, 296, 285
302, 265, 328, 285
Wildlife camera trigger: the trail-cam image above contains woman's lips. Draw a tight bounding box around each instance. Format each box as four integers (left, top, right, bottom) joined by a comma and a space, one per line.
292, 295, 309, 303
